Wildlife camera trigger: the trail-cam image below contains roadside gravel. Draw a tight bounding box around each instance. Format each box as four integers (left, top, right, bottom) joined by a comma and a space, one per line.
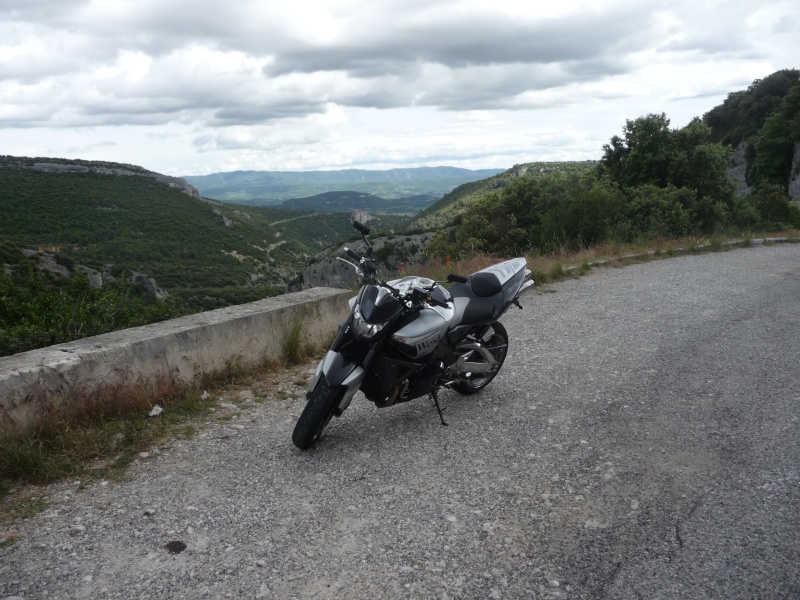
2, 243, 799, 599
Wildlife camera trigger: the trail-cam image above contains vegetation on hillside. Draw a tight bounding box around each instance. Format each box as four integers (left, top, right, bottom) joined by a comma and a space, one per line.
0, 243, 180, 356
409, 161, 595, 230
424, 107, 799, 261
0, 167, 407, 300
703, 69, 800, 192
0, 165, 411, 355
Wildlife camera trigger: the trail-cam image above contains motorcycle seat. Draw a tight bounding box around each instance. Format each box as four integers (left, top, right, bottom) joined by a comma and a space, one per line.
470, 272, 502, 297
448, 283, 496, 324
448, 258, 528, 326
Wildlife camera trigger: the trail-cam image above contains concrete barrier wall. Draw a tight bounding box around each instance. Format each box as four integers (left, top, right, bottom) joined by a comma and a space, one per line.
0, 287, 352, 432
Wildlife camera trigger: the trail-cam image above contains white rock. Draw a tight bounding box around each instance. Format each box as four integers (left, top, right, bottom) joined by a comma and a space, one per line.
148, 405, 163, 417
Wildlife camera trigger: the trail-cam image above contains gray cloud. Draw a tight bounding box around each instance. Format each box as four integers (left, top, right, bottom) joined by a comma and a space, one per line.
1, 0, 667, 130
264, 10, 647, 78
1, 0, 796, 173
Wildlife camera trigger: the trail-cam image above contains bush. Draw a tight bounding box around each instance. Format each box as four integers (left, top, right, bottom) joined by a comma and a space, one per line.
0, 268, 182, 357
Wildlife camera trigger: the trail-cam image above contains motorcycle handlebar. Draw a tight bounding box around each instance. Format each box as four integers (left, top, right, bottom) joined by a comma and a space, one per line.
344, 247, 362, 261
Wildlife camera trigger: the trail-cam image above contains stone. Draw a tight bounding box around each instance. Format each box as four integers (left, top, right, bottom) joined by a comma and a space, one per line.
788, 142, 800, 203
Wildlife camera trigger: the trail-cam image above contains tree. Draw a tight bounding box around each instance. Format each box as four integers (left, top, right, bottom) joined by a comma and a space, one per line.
599, 114, 734, 232
600, 113, 674, 188
751, 183, 800, 227
749, 111, 794, 188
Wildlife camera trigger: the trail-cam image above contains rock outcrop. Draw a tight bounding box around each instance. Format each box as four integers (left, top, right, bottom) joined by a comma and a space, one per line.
293, 232, 436, 290
789, 142, 800, 204
4, 246, 169, 299
728, 142, 753, 197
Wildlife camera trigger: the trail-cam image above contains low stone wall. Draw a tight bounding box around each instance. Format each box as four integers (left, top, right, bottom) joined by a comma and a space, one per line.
0, 287, 351, 433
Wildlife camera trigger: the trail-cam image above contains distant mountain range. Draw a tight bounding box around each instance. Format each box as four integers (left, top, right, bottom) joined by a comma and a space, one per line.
182, 166, 504, 204
281, 191, 436, 214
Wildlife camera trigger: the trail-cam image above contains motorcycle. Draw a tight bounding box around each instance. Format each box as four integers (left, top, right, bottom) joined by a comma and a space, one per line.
292, 220, 534, 449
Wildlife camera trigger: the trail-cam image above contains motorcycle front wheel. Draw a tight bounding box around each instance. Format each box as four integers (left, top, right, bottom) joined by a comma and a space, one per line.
452, 321, 509, 394
292, 378, 342, 449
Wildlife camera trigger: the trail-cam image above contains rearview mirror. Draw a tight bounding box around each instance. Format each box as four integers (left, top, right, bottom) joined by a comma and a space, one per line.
352, 220, 371, 235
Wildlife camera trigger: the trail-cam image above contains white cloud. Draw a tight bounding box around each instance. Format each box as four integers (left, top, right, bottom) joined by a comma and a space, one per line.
0, 0, 798, 174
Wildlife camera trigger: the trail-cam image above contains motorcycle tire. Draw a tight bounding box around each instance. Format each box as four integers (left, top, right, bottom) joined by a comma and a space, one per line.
452, 321, 509, 395
292, 377, 342, 450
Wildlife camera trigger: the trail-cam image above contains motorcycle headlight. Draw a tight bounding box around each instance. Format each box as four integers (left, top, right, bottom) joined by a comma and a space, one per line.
353, 305, 386, 339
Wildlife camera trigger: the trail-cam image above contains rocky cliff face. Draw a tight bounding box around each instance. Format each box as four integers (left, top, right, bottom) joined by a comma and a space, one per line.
789, 142, 800, 204
8, 247, 169, 299
728, 142, 753, 197
727, 142, 800, 204
292, 232, 436, 290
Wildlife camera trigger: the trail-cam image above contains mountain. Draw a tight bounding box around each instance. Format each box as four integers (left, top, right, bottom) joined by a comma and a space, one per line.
182, 166, 504, 205
0, 156, 405, 311
281, 191, 436, 214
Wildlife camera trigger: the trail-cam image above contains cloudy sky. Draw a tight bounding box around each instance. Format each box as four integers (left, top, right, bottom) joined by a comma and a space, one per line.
1, 0, 798, 177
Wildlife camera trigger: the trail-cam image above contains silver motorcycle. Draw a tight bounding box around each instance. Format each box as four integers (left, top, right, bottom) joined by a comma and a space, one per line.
292, 220, 534, 449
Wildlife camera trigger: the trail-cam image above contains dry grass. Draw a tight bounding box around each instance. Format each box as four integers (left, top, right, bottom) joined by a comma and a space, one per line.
411, 230, 800, 287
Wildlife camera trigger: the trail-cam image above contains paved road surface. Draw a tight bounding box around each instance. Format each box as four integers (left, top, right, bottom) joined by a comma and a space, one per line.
2, 243, 799, 599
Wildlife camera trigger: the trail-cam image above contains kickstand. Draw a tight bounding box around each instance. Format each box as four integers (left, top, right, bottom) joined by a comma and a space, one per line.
430, 389, 449, 426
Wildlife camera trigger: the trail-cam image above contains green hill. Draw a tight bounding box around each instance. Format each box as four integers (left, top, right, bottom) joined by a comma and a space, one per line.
407, 161, 596, 230
0, 158, 403, 311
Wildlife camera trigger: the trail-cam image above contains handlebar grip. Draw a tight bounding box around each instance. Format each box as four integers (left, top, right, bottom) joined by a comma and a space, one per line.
344, 247, 362, 261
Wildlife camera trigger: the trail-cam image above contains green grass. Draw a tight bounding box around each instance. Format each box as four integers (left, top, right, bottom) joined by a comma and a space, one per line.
282, 309, 316, 365
5, 493, 48, 520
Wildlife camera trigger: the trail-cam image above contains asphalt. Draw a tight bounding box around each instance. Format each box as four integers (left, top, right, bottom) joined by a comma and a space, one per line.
2, 243, 799, 599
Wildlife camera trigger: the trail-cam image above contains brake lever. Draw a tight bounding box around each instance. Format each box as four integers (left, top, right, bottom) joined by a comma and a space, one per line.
336, 256, 364, 278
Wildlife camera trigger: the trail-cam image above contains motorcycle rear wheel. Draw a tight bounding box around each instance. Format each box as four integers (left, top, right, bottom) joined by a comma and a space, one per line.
292, 378, 342, 449
452, 321, 509, 394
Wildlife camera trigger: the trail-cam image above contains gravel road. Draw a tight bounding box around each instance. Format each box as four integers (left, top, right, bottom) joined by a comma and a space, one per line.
2, 243, 799, 600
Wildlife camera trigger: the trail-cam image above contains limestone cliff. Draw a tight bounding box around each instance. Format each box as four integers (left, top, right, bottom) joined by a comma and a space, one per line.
728, 142, 753, 197
788, 142, 800, 204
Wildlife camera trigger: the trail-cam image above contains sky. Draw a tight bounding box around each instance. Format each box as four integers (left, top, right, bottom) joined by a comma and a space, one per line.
1, 0, 798, 177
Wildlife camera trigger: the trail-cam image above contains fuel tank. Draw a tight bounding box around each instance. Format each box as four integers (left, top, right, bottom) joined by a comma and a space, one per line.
391, 304, 455, 358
